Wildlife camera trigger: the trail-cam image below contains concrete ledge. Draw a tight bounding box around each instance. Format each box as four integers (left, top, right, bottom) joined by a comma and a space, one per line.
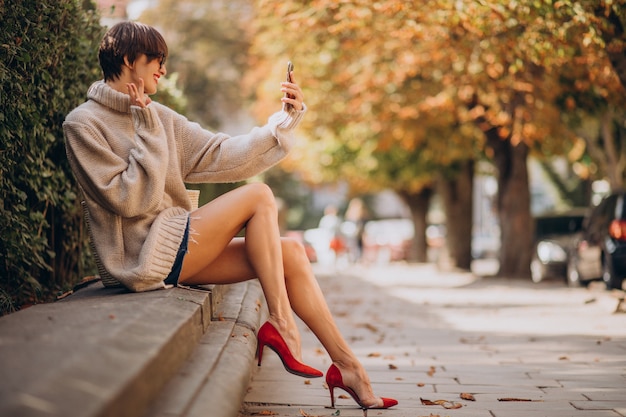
146, 280, 267, 417
0, 280, 264, 417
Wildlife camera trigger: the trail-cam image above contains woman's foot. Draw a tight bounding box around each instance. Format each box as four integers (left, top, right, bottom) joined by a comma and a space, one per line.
326, 362, 397, 409
256, 321, 323, 378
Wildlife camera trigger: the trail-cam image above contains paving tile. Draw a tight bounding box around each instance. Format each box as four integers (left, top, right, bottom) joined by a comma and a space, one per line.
571, 400, 626, 414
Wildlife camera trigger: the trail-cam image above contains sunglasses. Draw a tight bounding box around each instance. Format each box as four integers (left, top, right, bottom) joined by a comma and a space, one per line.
144, 51, 166, 68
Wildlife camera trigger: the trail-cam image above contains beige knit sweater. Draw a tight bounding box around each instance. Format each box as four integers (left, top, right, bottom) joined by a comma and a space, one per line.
63, 81, 305, 292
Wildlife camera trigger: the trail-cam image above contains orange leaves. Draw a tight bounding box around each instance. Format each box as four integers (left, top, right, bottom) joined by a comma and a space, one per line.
420, 397, 463, 409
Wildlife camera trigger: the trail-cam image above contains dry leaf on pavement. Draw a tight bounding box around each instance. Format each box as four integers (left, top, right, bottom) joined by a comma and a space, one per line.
251, 411, 277, 416
460, 392, 476, 401
420, 398, 463, 409
299, 409, 324, 417
498, 397, 534, 402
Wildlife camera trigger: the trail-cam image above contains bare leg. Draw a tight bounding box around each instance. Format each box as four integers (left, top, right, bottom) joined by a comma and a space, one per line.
280, 239, 384, 407
179, 183, 301, 355
178, 183, 383, 406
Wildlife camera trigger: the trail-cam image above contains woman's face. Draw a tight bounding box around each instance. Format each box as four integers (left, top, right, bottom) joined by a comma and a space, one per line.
130, 53, 166, 95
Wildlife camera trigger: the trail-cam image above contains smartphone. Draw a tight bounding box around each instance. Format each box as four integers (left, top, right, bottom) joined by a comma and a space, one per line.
285, 61, 294, 110
287, 60, 294, 80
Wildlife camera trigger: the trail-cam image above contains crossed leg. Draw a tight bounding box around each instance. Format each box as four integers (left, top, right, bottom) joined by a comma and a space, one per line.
178, 182, 384, 407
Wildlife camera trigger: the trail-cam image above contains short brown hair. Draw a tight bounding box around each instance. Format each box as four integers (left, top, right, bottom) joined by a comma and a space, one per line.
99, 21, 168, 82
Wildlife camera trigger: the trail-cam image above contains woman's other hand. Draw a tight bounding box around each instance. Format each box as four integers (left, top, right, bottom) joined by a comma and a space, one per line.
126, 78, 152, 108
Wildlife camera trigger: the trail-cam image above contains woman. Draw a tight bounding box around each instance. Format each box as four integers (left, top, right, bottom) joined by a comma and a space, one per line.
63, 21, 396, 412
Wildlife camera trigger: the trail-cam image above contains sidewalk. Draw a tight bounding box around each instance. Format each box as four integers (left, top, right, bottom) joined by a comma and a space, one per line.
239, 262, 626, 417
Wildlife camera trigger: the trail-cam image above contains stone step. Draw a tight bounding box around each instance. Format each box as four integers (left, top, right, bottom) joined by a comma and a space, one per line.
0, 280, 264, 417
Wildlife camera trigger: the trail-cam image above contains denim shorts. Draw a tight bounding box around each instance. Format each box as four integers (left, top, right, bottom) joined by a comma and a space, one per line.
164, 217, 190, 286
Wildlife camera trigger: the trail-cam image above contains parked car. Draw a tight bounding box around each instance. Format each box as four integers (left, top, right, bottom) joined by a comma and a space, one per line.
530, 209, 586, 283
567, 192, 626, 290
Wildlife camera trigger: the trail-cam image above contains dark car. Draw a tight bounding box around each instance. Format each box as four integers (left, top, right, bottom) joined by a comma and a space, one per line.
567, 192, 626, 290
530, 209, 586, 283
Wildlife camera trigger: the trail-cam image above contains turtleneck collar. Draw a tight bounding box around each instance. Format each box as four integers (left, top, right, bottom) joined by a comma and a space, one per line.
87, 80, 132, 114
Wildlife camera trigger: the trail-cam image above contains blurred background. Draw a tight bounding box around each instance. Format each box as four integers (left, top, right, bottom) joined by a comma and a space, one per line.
90, 0, 626, 285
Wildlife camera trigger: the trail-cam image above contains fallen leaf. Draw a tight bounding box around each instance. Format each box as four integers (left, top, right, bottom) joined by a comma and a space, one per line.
427, 366, 436, 376
304, 379, 311, 385
420, 398, 463, 409
367, 352, 381, 357
298, 409, 324, 417
251, 411, 277, 416
395, 377, 404, 381
339, 394, 350, 399
460, 392, 475, 401
497, 397, 535, 402
558, 356, 569, 360
361, 323, 379, 333
417, 382, 425, 387
56, 290, 73, 300
388, 363, 398, 370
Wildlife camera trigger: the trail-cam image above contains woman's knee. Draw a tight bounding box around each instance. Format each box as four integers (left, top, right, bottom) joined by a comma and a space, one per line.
244, 183, 277, 210
282, 237, 309, 264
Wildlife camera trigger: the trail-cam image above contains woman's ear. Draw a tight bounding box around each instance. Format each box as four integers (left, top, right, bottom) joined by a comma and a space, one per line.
123, 55, 133, 69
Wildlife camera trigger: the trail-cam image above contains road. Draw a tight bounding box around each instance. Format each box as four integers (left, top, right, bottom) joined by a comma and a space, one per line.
240, 261, 626, 417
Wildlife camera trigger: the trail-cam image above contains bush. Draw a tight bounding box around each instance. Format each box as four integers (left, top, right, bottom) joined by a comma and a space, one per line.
0, 0, 103, 314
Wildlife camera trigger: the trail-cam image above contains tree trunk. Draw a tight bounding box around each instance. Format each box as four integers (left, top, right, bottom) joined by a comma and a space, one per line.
599, 109, 625, 191
438, 160, 474, 270
487, 134, 533, 278
398, 187, 434, 263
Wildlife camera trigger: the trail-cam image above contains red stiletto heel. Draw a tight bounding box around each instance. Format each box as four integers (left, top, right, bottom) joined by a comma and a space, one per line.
256, 322, 323, 378
326, 364, 398, 416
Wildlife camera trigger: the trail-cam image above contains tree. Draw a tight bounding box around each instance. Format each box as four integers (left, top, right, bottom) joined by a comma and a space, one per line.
248, 0, 480, 265
557, 1, 626, 192
249, 0, 626, 277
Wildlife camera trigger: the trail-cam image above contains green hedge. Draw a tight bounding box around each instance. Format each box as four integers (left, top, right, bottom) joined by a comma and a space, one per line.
0, 0, 103, 314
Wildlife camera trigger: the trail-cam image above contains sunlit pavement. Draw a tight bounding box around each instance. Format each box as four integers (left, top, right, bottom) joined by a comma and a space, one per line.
240, 261, 626, 417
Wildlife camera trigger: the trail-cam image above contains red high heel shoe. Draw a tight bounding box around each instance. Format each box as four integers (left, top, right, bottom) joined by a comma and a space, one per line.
326, 364, 398, 415
256, 322, 323, 378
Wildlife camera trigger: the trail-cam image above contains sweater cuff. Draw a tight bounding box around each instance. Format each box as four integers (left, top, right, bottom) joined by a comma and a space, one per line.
268, 103, 307, 134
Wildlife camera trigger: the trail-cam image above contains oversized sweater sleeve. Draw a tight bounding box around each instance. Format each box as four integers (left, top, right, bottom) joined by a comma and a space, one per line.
63, 104, 170, 217
179, 105, 307, 183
